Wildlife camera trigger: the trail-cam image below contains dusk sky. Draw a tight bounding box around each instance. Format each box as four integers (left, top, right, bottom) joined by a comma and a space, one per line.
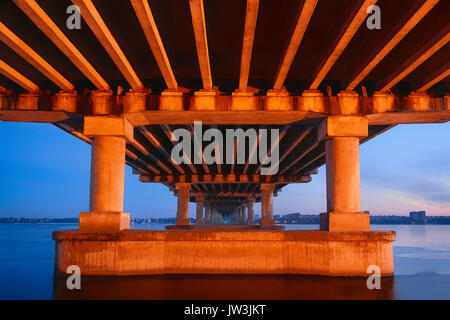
1, 121, 449, 218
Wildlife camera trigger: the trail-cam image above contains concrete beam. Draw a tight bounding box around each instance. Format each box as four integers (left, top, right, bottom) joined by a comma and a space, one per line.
318, 116, 368, 140
273, 0, 318, 90
0, 59, 39, 92
417, 67, 450, 92
72, 0, 143, 89
188, 0, 213, 90
238, 0, 260, 91
139, 174, 312, 184
309, 0, 378, 89
0, 21, 73, 90
346, 0, 439, 90
83, 116, 134, 141
15, 0, 110, 90
379, 29, 450, 93
130, 0, 178, 89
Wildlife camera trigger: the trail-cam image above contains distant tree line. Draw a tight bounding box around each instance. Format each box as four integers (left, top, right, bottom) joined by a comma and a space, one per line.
2, 214, 450, 225
274, 213, 450, 225
0, 217, 79, 223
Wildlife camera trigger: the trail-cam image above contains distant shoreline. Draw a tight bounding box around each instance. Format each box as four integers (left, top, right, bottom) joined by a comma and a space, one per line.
2, 215, 450, 225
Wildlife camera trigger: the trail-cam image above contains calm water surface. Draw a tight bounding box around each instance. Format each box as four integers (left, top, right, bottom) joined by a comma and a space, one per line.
1, 223, 450, 299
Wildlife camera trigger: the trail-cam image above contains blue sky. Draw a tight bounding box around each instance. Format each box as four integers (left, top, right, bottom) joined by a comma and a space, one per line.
0, 121, 449, 218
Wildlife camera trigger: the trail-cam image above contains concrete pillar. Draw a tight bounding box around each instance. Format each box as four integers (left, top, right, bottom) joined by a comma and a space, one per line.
88, 136, 126, 212
319, 115, 370, 231
175, 183, 190, 226
210, 206, 215, 224
79, 116, 132, 232
247, 198, 255, 224
241, 204, 247, 224
196, 196, 204, 225
260, 183, 275, 226
204, 203, 210, 224
326, 137, 361, 212
236, 206, 242, 224
214, 206, 219, 224
213, 207, 218, 224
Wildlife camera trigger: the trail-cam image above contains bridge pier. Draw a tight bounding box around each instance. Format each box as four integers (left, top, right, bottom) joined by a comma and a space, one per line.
247, 198, 255, 224
204, 202, 211, 224
319, 115, 370, 231
260, 183, 275, 226
195, 196, 204, 225
175, 183, 191, 226
78, 116, 131, 232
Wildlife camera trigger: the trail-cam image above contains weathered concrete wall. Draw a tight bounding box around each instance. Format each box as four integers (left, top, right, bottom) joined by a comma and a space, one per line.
54, 230, 394, 277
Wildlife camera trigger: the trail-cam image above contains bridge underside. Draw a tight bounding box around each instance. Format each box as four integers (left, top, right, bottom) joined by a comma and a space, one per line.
1, 0, 448, 276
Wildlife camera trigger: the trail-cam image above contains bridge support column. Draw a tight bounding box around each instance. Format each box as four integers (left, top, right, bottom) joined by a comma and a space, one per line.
237, 205, 241, 224
247, 198, 255, 224
79, 116, 132, 232
319, 115, 370, 231
210, 206, 215, 224
175, 183, 191, 226
204, 202, 210, 224
241, 204, 247, 224
260, 183, 275, 226
196, 196, 204, 225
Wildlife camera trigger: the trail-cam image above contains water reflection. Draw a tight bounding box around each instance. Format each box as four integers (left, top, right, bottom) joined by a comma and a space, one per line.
54, 274, 394, 300
408, 225, 427, 247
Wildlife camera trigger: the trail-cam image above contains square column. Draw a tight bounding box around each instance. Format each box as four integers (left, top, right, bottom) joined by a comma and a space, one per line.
204, 202, 211, 224
247, 198, 255, 225
79, 116, 132, 232
236, 206, 241, 224
319, 115, 370, 231
241, 204, 247, 224
175, 183, 191, 226
210, 206, 215, 224
212, 206, 218, 224
233, 207, 239, 224
260, 183, 275, 226
195, 196, 204, 225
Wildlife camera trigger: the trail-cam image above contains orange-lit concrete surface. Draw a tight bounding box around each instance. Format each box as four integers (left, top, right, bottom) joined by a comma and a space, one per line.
53, 230, 394, 276
2, 0, 448, 279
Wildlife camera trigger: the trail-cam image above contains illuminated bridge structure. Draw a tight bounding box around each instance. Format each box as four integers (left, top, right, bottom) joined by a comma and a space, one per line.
0, 0, 448, 276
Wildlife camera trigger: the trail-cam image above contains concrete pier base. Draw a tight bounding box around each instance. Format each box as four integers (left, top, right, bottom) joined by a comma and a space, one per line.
79, 212, 130, 232
53, 230, 395, 277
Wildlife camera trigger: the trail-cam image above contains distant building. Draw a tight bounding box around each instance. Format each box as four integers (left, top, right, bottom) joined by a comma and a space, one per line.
409, 211, 426, 224
284, 213, 300, 220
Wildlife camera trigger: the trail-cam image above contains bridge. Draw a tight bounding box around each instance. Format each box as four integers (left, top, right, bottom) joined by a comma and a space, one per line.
0, 0, 448, 276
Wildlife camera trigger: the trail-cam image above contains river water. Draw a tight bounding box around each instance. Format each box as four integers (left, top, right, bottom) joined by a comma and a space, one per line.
1, 223, 450, 299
